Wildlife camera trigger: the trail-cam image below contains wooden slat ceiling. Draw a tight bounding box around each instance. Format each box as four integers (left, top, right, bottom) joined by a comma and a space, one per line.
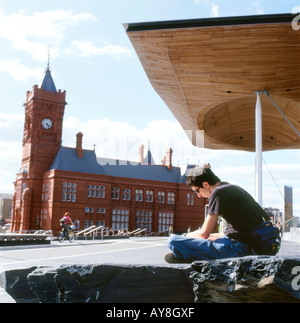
125, 14, 300, 151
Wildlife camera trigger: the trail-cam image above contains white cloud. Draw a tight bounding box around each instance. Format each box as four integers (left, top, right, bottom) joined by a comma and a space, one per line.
0, 113, 23, 193
0, 8, 98, 61
193, 1, 220, 17
0, 113, 299, 217
251, 1, 264, 14
211, 4, 220, 17
0, 59, 43, 81
67, 41, 133, 59
62, 117, 196, 164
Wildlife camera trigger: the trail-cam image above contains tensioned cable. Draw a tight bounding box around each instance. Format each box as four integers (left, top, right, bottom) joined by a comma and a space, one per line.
262, 157, 285, 203
262, 157, 294, 222
263, 90, 300, 137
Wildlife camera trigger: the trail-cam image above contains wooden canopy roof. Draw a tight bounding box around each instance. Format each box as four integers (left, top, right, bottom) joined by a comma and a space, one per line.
125, 14, 300, 151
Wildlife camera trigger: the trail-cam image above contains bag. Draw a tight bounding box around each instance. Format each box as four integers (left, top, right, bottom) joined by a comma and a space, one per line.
250, 221, 281, 255
59, 218, 66, 226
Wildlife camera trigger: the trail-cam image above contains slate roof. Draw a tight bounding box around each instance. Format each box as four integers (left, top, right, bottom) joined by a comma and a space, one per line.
49, 146, 194, 184
39, 68, 57, 93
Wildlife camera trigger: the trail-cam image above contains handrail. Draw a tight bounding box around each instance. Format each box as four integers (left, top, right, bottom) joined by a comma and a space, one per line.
31, 230, 53, 236
282, 217, 297, 225
134, 228, 147, 236
128, 228, 141, 236
84, 226, 104, 239
75, 225, 96, 238
84, 226, 104, 236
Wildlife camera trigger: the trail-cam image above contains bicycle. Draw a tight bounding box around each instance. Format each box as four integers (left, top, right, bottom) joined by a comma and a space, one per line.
57, 225, 75, 243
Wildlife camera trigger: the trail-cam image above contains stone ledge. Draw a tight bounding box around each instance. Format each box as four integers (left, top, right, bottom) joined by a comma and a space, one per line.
191, 256, 300, 303
1, 256, 300, 303
1, 264, 194, 303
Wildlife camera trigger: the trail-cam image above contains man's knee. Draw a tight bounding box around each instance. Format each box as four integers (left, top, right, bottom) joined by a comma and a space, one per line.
167, 234, 184, 249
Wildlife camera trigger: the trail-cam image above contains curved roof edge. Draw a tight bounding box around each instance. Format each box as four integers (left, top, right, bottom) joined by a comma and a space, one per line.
124, 13, 297, 32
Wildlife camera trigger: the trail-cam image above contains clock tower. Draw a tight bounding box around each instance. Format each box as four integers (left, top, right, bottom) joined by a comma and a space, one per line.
11, 66, 66, 232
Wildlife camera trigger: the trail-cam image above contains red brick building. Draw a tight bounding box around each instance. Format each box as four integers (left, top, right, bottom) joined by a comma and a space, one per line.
11, 67, 206, 235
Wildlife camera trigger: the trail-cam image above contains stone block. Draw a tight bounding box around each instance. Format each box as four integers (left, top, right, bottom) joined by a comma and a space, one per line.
190, 256, 300, 303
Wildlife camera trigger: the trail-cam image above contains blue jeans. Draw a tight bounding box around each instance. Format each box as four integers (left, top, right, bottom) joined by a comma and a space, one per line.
167, 234, 252, 261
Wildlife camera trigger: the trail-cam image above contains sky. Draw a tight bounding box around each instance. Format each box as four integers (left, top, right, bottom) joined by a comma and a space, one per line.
0, 0, 299, 219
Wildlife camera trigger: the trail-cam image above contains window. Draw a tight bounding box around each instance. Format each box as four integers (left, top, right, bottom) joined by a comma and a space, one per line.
96, 221, 105, 228
62, 182, 76, 202
42, 182, 51, 202
40, 209, 47, 227
122, 188, 131, 200
135, 189, 143, 202
74, 220, 80, 230
167, 192, 175, 204
158, 212, 174, 233
97, 208, 106, 214
136, 210, 152, 233
87, 185, 105, 198
158, 191, 165, 203
111, 187, 120, 200
187, 193, 194, 206
145, 190, 153, 202
84, 220, 93, 229
112, 209, 129, 230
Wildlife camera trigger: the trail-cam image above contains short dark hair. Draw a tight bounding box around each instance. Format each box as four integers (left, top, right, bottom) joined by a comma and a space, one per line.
186, 163, 221, 188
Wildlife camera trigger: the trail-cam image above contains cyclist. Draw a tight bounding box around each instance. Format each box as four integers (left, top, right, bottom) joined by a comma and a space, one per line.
60, 212, 74, 238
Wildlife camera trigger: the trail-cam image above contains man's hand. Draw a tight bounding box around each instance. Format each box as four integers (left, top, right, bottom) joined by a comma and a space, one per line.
207, 233, 225, 241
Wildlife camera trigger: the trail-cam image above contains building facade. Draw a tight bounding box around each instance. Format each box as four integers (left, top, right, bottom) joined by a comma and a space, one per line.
11, 68, 205, 235
0, 194, 13, 226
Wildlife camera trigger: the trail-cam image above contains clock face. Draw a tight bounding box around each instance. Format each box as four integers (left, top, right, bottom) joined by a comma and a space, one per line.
42, 118, 52, 129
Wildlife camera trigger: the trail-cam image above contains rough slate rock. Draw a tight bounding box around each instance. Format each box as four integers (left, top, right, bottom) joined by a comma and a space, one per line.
27, 264, 194, 303
190, 256, 300, 303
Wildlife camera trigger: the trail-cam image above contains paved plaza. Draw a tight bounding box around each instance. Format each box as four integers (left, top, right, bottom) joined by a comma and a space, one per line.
0, 237, 177, 272
1, 237, 300, 272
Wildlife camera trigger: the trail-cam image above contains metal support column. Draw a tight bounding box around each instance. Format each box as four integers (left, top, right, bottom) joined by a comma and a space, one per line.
255, 91, 263, 206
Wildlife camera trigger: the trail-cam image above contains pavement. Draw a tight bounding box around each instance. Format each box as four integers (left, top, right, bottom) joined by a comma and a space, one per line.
0, 237, 179, 271
1, 236, 299, 272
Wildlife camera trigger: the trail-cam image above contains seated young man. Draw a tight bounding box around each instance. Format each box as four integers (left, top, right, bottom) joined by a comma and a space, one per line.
165, 163, 268, 263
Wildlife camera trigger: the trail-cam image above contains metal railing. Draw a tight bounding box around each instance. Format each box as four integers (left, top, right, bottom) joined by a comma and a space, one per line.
282, 217, 300, 242
75, 225, 96, 239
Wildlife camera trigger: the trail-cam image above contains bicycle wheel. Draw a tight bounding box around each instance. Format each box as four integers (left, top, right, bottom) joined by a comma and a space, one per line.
58, 231, 64, 243
68, 230, 75, 242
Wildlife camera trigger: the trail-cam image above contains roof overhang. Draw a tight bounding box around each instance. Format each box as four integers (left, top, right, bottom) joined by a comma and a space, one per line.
125, 13, 300, 152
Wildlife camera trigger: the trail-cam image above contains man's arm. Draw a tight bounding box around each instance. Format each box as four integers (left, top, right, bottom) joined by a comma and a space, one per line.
186, 214, 223, 240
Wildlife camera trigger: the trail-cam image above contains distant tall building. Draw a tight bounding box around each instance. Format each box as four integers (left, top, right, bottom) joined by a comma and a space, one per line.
284, 185, 293, 230
11, 67, 205, 234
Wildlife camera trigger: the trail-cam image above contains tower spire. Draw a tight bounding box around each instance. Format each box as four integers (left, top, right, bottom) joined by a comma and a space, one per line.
47, 46, 51, 71
39, 46, 57, 93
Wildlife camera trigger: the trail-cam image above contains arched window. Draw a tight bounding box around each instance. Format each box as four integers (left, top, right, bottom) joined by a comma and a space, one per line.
158, 191, 165, 203
167, 192, 175, 204
135, 189, 143, 202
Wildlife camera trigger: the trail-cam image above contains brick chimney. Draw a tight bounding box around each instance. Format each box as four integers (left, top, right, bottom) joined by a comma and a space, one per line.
76, 132, 84, 159
163, 148, 173, 171
139, 144, 144, 163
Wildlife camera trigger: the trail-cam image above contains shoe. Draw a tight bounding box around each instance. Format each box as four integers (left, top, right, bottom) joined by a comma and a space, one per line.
164, 252, 194, 264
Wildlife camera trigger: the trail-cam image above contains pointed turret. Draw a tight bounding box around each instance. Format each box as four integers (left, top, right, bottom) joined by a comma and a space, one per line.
144, 143, 155, 165
39, 49, 57, 93
39, 68, 57, 93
